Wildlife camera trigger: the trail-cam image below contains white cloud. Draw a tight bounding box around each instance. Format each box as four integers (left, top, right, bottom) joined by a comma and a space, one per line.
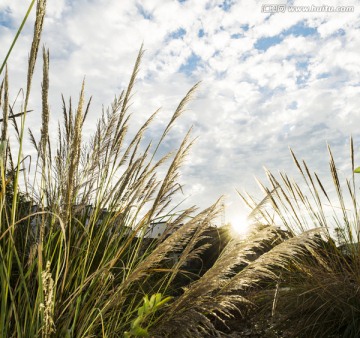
1, 0, 360, 227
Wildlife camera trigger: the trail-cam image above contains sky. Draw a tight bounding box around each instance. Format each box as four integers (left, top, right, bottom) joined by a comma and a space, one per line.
1, 0, 360, 234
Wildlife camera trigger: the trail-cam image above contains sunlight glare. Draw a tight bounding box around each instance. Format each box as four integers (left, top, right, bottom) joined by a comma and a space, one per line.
230, 213, 250, 237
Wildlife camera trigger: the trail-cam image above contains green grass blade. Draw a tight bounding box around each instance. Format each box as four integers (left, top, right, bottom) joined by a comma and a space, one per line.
0, 0, 36, 76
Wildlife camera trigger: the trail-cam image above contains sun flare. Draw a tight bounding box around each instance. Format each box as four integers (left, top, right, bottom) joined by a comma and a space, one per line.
229, 213, 251, 237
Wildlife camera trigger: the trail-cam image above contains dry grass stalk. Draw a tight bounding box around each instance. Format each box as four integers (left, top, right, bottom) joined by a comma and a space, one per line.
150, 129, 194, 219
164, 83, 199, 142
121, 45, 143, 116
0, 79, 3, 110
1, 67, 8, 145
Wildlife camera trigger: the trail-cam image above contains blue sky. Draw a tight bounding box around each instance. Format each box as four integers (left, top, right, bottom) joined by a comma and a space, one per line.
1, 0, 360, 233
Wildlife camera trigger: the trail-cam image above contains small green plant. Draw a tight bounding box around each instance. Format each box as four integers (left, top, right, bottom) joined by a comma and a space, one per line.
124, 293, 172, 337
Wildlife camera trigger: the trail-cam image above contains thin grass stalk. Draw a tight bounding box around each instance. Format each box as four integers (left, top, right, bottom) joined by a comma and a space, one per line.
349, 137, 360, 243
150, 83, 200, 166
0, 80, 3, 114
247, 185, 279, 222
261, 172, 296, 230
0, 66, 11, 336
149, 129, 194, 220
0, 0, 36, 76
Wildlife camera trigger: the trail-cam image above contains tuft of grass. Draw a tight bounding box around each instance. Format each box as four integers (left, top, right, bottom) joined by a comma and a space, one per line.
1, 2, 253, 337
239, 139, 360, 337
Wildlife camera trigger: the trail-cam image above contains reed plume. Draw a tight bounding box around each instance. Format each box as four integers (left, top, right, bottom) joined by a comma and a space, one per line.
40, 47, 50, 169
25, 0, 46, 106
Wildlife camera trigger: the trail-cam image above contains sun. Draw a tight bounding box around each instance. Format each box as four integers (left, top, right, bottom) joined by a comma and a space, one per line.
228, 213, 251, 237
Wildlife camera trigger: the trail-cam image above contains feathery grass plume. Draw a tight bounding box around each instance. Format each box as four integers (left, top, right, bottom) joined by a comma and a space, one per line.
40, 47, 50, 168
150, 128, 194, 219
113, 203, 222, 334
165, 211, 213, 284
154, 83, 200, 158
114, 201, 219, 298
221, 229, 322, 294
246, 185, 280, 223
35, 46, 50, 274
152, 225, 287, 337
121, 45, 143, 116
63, 79, 85, 220
25, 0, 46, 106
28, 128, 38, 151
40, 261, 56, 337
202, 225, 286, 292
270, 235, 360, 337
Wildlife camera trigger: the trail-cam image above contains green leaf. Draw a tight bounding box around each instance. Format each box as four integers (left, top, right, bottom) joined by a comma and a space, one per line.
137, 306, 144, 317
155, 293, 162, 304
149, 294, 156, 308
354, 166, 360, 173
155, 296, 172, 309
131, 315, 144, 329
143, 295, 150, 313
132, 327, 149, 337
0, 0, 36, 75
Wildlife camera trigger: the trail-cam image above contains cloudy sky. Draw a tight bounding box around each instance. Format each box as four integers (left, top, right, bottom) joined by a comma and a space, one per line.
1, 0, 360, 233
